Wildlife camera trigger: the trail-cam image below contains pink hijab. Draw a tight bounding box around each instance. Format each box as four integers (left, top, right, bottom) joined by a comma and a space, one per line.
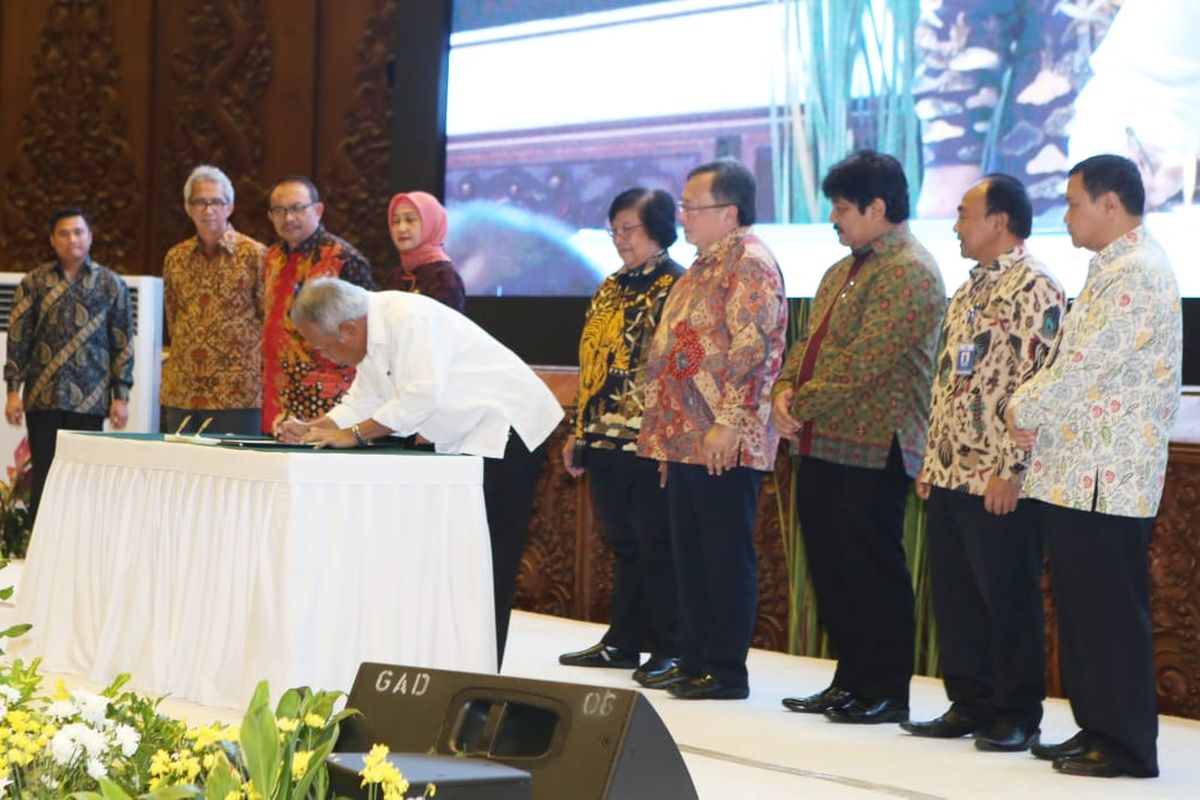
388, 191, 450, 270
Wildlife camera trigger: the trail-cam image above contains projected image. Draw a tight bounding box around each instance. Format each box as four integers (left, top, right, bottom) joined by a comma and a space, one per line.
444, 0, 1200, 297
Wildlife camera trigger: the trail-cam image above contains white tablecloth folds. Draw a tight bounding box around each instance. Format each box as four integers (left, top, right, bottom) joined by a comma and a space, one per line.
13, 432, 495, 708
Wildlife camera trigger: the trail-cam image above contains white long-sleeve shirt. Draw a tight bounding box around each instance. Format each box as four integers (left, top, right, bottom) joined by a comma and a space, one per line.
326, 291, 563, 458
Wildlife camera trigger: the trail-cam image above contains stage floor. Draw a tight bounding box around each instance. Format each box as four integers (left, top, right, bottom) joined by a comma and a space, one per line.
10, 600, 1200, 799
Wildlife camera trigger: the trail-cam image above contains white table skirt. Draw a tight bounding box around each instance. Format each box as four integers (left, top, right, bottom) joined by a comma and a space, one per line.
12, 432, 496, 709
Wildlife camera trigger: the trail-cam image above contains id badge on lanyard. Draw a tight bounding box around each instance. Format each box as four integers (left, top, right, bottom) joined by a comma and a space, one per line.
955, 304, 980, 376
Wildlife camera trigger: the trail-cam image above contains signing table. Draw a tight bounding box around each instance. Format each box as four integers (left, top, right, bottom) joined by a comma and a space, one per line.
13, 432, 495, 709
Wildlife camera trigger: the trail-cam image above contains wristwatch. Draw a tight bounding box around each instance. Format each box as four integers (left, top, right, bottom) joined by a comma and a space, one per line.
351, 423, 370, 447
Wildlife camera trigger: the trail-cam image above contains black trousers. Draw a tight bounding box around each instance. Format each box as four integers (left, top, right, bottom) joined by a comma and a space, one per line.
925, 486, 1045, 727
26, 409, 105, 527
1039, 500, 1158, 776
483, 431, 549, 669
586, 448, 678, 657
796, 438, 913, 704
164, 406, 261, 435
667, 462, 762, 688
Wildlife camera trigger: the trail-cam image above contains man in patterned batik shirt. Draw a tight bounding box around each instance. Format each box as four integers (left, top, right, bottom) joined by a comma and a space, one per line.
1007, 155, 1181, 779
637, 157, 787, 700
904, 174, 1064, 752
774, 150, 944, 724
261, 175, 374, 435
4, 208, 134, 527
160, 165, 266, 434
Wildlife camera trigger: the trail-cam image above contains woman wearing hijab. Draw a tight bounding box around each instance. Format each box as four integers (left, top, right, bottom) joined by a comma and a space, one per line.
381, 191, 466, 312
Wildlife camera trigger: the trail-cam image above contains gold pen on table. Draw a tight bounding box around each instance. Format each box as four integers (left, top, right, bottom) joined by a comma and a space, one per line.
174, 415, 193, 435
196, 417, 214, 436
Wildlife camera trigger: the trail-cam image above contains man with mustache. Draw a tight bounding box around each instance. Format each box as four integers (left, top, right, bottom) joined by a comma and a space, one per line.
774, 150, 944, 723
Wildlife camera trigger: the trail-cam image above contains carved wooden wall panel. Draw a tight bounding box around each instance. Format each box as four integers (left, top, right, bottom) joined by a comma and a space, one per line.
315, 0, 397, 280
0, 0, 148, 272
149, 0, 274, 264
0, 0, 394, 277
1149, 445, 1200, 719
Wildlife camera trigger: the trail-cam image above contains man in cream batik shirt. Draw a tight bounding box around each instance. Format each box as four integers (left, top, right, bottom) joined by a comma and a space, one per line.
1007, 155, 1181, 780
906, 174, 1065, 752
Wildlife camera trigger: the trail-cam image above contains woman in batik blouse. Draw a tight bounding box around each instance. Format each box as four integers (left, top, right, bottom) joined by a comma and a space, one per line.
557, 188, 684, 685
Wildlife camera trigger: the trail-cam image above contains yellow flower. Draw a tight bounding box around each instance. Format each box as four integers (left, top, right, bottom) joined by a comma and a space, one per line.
222, 725, 240, 741
4, 711, 31, 734
11, 733, 38, 754
303, 713, 325, 729
202, 752, 219, 771
6, 747, 32, 767
276, 717, 299, 734
53, 679, 70, 701
223, 792, 244, 800
189, 724, 226, 750
41, 723, 58, 737
150, 749, 172, 776
292, 750, 312, 780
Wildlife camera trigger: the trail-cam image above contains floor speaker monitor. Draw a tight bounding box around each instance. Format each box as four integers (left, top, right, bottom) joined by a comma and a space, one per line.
336, 662, 698, 800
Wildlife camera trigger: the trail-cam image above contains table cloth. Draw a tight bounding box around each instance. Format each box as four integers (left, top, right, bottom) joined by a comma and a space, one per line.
13, 432, 495, 708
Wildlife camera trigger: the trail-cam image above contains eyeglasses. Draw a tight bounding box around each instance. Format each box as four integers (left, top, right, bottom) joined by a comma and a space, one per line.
188, 198, 228, 209
269, 202, 316, 218
607, 224, 644, 239
677, 202, 733, 215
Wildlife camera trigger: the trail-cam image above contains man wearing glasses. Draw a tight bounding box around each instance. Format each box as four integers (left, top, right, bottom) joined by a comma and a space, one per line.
261, 174, 374, 435
637, 157, 788, 700
160, 165, 267, 435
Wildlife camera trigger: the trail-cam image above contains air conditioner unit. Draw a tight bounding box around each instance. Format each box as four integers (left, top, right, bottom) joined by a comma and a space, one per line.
0, 271, 162, 473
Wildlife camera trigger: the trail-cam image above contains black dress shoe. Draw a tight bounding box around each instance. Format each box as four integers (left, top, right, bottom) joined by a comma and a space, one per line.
825, 697, 909, 724
1031, 732, 1088, 761
899, 707, 980, 738
632, 656, 678, 685
637, 664, 695, 690
667, 673, 749, 700
781, 686, 855, 714
974, 721, 1039, 752
558, 642, 639, 668
1053, 748, 1158, 779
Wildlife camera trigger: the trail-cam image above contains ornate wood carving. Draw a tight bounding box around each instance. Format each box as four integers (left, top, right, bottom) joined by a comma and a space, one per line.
319, 0, 397, 281
519, 422, 579, 619
1149, 446, 1200, 719
0, 0, 140, 271
157, 0, 273, 259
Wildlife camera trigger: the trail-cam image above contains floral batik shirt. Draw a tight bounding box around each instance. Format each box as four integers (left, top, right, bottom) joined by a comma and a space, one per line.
773, 225, 944, 477
572, 251, 683, 456
4, 258, 133, 414
261, 226, 375, 433
160, 227, 266, 410
1009, 226, 1181, 518
920, 246, 1065, 494
637, 228, 787, 472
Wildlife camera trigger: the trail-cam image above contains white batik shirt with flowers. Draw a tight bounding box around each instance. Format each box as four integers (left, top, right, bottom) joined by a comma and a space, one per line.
1009, 226, 1181, 518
